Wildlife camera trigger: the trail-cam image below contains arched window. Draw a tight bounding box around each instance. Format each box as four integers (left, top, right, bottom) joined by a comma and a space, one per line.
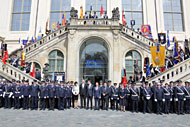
125, 50, 142, 79
48, 50, 64, 72
122, 0, 143, 29
34, 62, 41, 72
163, 0, 184, 31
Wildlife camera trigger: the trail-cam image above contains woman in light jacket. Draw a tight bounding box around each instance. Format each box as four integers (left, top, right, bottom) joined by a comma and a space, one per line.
72, 82, 79, 109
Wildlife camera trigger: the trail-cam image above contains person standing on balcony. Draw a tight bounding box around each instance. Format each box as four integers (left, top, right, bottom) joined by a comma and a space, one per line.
84, 12, 88, 19
35, 69, 41, 81
92, 12, 98, 19
10, 54, 19, 68
104, 11, 108, 19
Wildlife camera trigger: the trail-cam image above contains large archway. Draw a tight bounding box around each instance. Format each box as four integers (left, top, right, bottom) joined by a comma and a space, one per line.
79, 37, 109, 84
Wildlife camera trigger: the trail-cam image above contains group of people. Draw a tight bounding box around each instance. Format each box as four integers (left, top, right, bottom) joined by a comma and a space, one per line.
0, 78, 190, 115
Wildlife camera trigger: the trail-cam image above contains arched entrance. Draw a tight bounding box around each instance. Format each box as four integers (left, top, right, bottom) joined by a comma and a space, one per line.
79, 37, 109, 84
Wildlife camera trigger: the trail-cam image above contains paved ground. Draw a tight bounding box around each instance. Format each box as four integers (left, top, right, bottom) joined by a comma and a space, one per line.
0, 108, 190, 127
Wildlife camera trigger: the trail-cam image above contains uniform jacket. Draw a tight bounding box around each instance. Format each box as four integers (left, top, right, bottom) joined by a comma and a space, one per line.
39, 86, 48, 98
163, 87, 172, 100
102, 86, 109, 98
154, 87, 165, 101
58, 86, 66, 98
130, 87, 139, 101
175, 85, 185, 100
30, 84, 39, 97
13, 85, 22, 97
22, 85, 31, 96
48, 85, 56, 98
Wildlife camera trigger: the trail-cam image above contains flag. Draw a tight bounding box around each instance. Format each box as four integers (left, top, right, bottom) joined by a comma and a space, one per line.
122, 10, 126, 25
141, 25, 150, 37
57, 21, 60, 29
30, 37, 35, 43
19, 38, 21, 44
51, 22, 56, 30
151, 46, 165, 67
22, 37, 29, 45
37, 28, 42, 40
166, 30, 170, 49
30, 62, 35, 78
146, 63, 151, 77
2, 51, 9, 64
45, 19, 49, 32
62, 14, 66, 26
173, 40, 179, 64
90, 5, 93, 18
122, 69, 127, 87
157, 43, 160, 52
80, 6, 84, 19
100, 4, 103, 18
158, 33, 166, 44
21, 51, 25, 67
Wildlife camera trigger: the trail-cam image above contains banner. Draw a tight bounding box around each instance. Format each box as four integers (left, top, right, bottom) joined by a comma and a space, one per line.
141, 25, 150, 37
158, 33, 166, 44
151, 46, 165, 67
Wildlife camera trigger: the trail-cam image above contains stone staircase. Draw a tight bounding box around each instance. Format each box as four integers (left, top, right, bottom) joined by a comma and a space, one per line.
121, 26, 155, 49
0, 60, 37, 84
24, 27, 68, 60
148, 58, 190, 83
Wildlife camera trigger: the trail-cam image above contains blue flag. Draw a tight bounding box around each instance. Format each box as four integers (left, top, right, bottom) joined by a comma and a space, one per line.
37, 28, 42, 40
22, 37, 29, 45
166, 30, 170, 49
157, 43, 160, 52
19, 38, 21, 44
146, 63, 151, 77
173, 39, 179, 64
30, 37, 35, 43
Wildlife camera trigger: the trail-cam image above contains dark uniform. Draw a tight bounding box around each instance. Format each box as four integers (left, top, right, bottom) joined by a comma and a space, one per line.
130, 84, 139, 113
154, 84, 165, 115
142, 83, 152, 113
175, 80, 185, 115
93, 86, 101, 110
125, 84, 131, 110
0, 81, 4, 107
102, 85, 109, 110
22, 81, 30, 110
48, 82, 56, 110
57, 83, 66, 110
3, 82, 13, 108
13, 81, 22, 109
86, 83, 93, 109
79, 82, 87, 108
169, 81, 175, 113
119, 87, 126, 107
30, 81, 39, 110
108, 81, 113, 109
39, 82, 47, 110
163, 85, 172, 114
184, 82, 190, 114
65, 84, 72, 109
111, 84, 119, 110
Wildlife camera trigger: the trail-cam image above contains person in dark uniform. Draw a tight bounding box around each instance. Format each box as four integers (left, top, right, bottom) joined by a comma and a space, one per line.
169, 81, 175, 113
45, 79, 50, 109
57, 81, 65, 110
154, 83, 165, 115
119, 83, 126, 111
10, 54, 19, 68
86, 80, 93, 110
48, 81, 56, 110
54, 80, 60, 109
125, 82, 131, 111
0, 80, 4, 107
3, 81, 13, 109
39, 81, 47, 110
93, 82, 101, 110
111, 83, 119, 110
11, 79, 16, 107
92, 12, 98, 19
99, 80, 104, 109
35, 69, 41, 81
175, 80, 185, 115
184, 81, 190, 114
84, 12, 89, 19
79, 79, 87, 109
151, 81, 157, 113
30, 80, 39, 110
139, 81, 145, 112
163, 83, 172, 114
108, 80, 113, 109
65, 82, 72, 109
102, 82, 109, 110
130, 83, 139, 113
22, 80, 30, 110
103, 11, 108, 19
13, 80, 22, 109
142, 81, 152, 114
25, 62, 30, 74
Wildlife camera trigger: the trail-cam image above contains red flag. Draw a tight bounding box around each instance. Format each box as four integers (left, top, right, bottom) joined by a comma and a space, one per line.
122, 69, 127, 88
2, 51, 9, 64
30, 62, 35, 78
122, 11, 126, 25
100, 4, 103, 18
57, 21, 60, 29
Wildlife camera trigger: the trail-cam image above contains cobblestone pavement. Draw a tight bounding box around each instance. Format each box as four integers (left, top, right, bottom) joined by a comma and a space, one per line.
0, 108, 190, 127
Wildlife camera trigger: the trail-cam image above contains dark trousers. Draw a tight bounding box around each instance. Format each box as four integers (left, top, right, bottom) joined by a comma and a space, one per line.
58, 97, 65, 110
94, 97, 100, 110
143, 99, 151, 113
31, 96, 38, 109
100, 96, 103, 109
49, 98, 55, 110
66, 97, 71, 108
139, 96, 143, 112
177, 99, 184, 114
87, 96, 93, 109
125, 96, 131, 110
80, 95, 86, 108
132, 100, 138, 112
0, 97, 3, 107
165, 99, 170, 113
4, 96, 11, 108
109, 97, 113, 109
14, 97, 20, 109
103, 97, 109, 110
185, 99, 190, 113
157, 100, 162, 113
112, 99, 119, 110
170, 100, 174, 113
40, 98, 46, 110
23, 96, 29, 109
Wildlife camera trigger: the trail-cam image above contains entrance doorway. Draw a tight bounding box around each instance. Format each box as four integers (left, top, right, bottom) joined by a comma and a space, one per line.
79, 37, 109, 84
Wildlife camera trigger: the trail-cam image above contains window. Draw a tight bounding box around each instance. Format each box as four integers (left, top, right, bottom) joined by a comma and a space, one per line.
122, 0, 143, 29
48, 50, 64, 72
86, 0, 107, 17
125, 50, 142, 80
163, 0, 184, 31
11, 0, 32, 31
50, 0, 71, 29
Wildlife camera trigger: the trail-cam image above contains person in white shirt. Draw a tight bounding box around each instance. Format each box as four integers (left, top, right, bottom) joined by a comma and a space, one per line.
72, 82, 79, 109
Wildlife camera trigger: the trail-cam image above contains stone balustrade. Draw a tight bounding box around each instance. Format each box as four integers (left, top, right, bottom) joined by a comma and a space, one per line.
0, 60, 37, 84
148, 58, 190, 83
121, 26, 155, 47
24, 27, 67, 54
70, 18, 120, 26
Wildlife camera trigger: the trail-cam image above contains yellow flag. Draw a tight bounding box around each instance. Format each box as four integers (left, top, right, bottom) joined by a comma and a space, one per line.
22, 52, 25, 61
151, 46, 165, 67
80, 6, 83, 19
51, 22, 56, 29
